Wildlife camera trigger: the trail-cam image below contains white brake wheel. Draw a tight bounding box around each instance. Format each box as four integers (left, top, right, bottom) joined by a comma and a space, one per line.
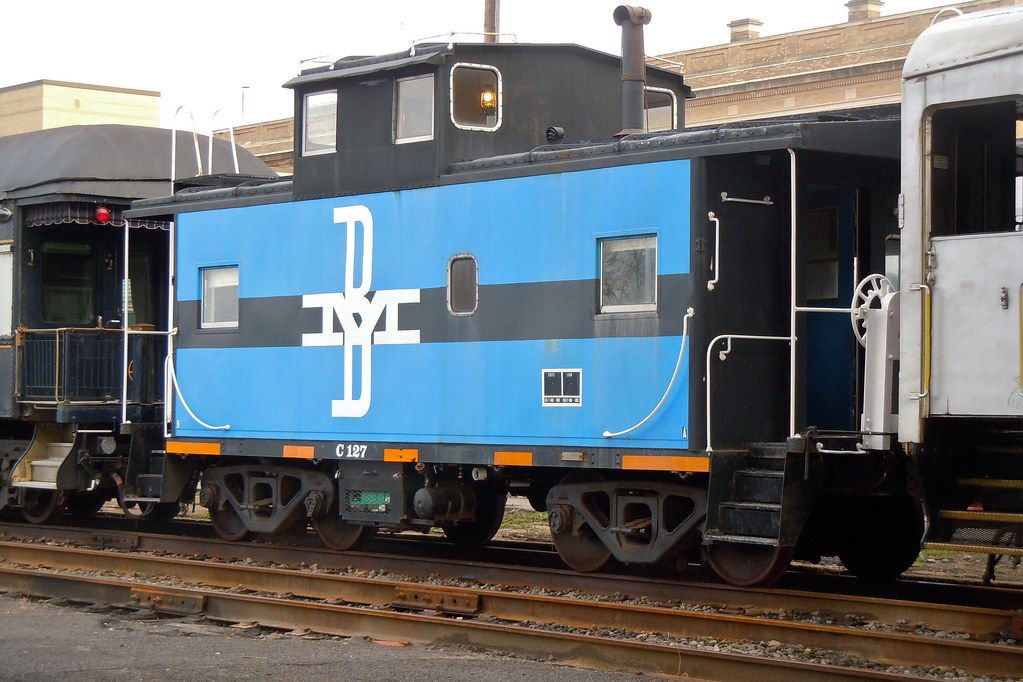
850, 274, 894, 348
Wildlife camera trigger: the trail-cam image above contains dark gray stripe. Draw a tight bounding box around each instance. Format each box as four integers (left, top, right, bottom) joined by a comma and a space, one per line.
176, 274, 692, 349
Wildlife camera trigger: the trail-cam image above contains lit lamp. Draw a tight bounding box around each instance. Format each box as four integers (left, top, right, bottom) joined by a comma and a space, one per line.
480, 88, 497, 111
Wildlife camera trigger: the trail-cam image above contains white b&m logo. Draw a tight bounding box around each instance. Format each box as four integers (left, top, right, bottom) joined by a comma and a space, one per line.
301, 206, 420, 417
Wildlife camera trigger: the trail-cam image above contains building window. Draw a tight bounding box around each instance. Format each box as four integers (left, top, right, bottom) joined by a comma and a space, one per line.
201, 266, 239, 329
302, 90, 337, 156
450, 64, 501, 131
600, 236, 657, 313
448, 254, 478, 315
41, 242, 94, 324
644, 87, 677, 132
395, 74, 435, 143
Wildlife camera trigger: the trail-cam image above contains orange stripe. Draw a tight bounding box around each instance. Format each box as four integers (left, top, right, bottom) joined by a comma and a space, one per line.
494, 451, 533, 467
621, 455, 709, 473
283, 445, 315, 459
166, 441, 222, 456
384, 448, 419, 462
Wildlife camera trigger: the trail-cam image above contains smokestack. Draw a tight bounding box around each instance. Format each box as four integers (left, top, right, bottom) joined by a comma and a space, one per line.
846, 0, 884, 21
484, 0, 500, 43
614, 5, 652, 137
728, 18, 763, 42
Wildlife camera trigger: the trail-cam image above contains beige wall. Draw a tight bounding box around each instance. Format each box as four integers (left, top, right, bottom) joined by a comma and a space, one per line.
0, 80, 159, 137
664, 0, 1021, 126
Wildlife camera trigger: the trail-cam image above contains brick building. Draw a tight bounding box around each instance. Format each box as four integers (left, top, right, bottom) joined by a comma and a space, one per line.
666, 0, 1021, 126
0, 80, 159, 137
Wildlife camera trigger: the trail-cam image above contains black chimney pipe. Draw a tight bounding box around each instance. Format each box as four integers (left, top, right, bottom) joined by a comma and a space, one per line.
614, 5, 651, 137
484, 0, 500, 43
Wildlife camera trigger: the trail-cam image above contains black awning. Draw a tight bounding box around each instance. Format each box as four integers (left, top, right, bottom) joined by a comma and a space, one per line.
24, 202, 168, 230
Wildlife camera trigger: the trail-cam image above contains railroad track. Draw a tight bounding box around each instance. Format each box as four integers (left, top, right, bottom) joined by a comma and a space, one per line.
0, 524, 1020, 680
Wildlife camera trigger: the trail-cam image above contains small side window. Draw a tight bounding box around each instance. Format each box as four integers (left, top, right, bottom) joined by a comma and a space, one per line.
302, 90, 337, 156
600, 236, 657, 313
448, 254, 478, 315
201, 266, 239, 329
644, 87, 677, 132
395, 74, 434, 143
450, 64, 501, 131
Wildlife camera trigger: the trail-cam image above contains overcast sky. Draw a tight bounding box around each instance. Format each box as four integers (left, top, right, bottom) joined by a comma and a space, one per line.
5, 0, 948, 127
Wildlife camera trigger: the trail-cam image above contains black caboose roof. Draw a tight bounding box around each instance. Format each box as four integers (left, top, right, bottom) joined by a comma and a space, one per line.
0, 124, 275, 203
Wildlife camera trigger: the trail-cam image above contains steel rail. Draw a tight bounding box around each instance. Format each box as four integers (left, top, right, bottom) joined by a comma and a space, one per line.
0, 564, 940, 682
0, 521, 1018, 638
0, 541, 1019, 677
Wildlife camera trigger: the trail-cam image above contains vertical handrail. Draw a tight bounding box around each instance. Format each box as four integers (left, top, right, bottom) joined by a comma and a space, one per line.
165, 218, 177, 437
121, 216, 130, 424
208, 110, 240, 175
788, 148, 798, 438
706, 212, 720, 291
908, 282, 932, 400
169, 107, 203, 196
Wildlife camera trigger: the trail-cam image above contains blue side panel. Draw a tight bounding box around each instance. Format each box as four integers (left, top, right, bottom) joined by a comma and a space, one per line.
174, 337, 689, 448
174, 160, 692, 450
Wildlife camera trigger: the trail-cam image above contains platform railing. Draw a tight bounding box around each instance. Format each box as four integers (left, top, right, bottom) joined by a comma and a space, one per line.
17, 327, 163, 406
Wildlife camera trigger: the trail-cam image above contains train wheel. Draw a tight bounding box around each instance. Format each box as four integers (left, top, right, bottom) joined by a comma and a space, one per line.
551, 518, 614, 572
706, 542, 794, 587
443, 490, 507, 547
210, 505, 252, 542
313, 516, 377, 550
65, 490, 110, 518
548, 472, 614, 572
837, 497, 923, 582
21, 489, 63, 524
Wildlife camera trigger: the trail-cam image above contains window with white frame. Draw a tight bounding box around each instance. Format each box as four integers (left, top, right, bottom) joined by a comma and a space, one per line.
201, 266, 239, 329
447, 254, 478, 315
600, 236, 657, 313
302, 90, 337, 156
395, 74, 435, 143
450, 64, 501, 131
644, 87, 677, 132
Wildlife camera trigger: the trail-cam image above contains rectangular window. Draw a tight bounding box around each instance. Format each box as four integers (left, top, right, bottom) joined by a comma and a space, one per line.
600, 236, 657, 313
928, 100, 1020, 236
41, 241, 94, 325
395, 74, 434, 143
450, 64, 501, 131
201, 266, 239, 329
805, 207, 839, 300
302, 90, 338, 156
448, 254, 478, 315
644, 87, 677, 132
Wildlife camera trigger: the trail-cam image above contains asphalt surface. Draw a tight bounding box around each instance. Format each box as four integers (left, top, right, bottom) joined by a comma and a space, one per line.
0, 593, 650, 681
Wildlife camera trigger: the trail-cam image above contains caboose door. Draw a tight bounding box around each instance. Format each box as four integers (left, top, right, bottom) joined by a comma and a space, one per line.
805, 187, 858, 431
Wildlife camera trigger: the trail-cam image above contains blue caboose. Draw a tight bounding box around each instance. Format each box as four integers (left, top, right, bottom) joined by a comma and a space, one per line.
129, 6, 913, 583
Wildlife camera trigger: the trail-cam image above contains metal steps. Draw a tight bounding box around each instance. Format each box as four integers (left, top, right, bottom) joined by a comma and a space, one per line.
706, 443, 787, 546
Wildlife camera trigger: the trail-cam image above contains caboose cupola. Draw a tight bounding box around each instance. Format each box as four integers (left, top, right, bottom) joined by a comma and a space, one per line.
286, 29, 687, 200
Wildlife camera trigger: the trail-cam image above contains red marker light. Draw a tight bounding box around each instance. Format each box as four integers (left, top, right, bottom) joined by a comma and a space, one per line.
95, 206, 111, 223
